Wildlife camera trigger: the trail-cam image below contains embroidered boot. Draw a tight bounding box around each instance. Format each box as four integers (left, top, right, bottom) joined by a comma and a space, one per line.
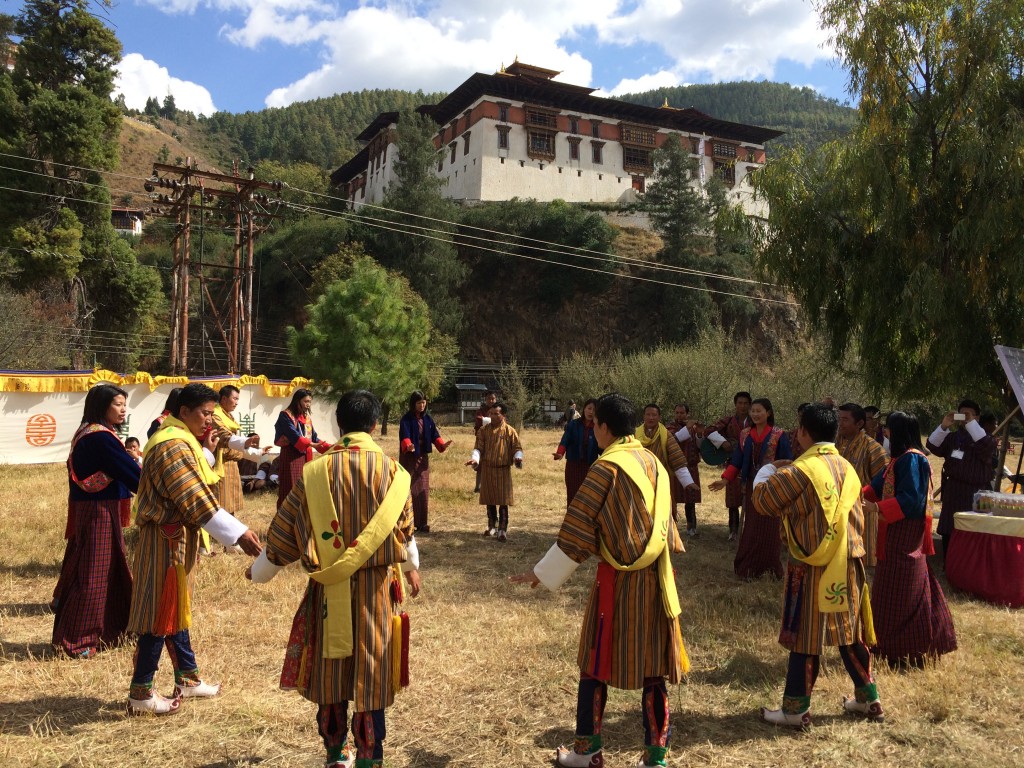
128, 682, 181, 715
324, 741, 354, 768
174, 670, 221, 698
555, 734, 603, 767
761, 695, 811, 728
634, 745, 669, 767
843, 683, 884, 722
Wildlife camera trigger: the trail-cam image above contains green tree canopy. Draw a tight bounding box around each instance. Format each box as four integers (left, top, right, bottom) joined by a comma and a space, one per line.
756, 0, 1024, 399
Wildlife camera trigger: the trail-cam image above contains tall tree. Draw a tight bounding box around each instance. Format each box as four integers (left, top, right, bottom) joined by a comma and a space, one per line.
756, 0, 1024, 399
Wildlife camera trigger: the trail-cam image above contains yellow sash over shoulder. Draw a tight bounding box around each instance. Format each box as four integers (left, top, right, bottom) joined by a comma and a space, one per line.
635, 423, 668, 459
305, 432, 411, 659
212, 404, 241, 476
597, 438, 681, 620
786, 444, 873, 639
140, 415, 222, 489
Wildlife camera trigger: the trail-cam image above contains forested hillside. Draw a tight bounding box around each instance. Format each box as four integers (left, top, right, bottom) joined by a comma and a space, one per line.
616, 81, 857, 152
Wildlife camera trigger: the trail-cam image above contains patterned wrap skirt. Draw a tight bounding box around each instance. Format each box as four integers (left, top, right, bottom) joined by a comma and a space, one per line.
479, 462, 514, 506
52, 499, 133, 655
734, 491, 784, 579
399, 453, 430, 529
214, 460, 245, 515
871, 517, 957, 662
564, 459, 591, 508
277, 444, 307, 509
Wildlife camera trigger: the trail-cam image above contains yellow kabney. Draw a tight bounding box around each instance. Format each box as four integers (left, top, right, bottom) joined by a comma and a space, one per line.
597, 437, 689, 674
785, 443, 876, 644
212, 404, 241, 477
304, 432, 411, 659
635, 422, 668, 458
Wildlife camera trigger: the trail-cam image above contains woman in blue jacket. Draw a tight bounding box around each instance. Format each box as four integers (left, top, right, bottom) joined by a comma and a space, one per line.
399, 390, 451, 533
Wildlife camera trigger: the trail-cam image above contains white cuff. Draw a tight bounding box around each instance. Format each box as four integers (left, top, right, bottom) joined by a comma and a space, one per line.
965, 420, 986, 442
674, 466, 694, 488
534, 542, 580, 592
882, 436, 890, 454
471, 449, 481, 463
513, 450, 524, 461
255, 469, 267, 481
228, 434, 249, 452
249, 548, 283, 584
401, 536, 420, 572
480, 416, 491, 427
244, 447, 262, 457
203, 507, 249, 546
674, 426, 690, 443
270, 474, 279, 482
707, 430, 726, 448
258, 453, 275, 466
753, 463, 777, 488
203, 447, 216, 467
928, 426, 949, 446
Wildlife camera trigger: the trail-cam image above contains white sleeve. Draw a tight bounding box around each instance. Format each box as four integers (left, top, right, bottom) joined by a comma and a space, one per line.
533, 543, 580, 591
203, 447, 216, 467
513, 450, 524, 461
480, 416, 491, 427
707, 430, 726, 448
249, 548, 284, 583
965, 420, 986, 442
401, 536, 420, 572
753, 463, 777, 488
882, 436, 890, 454
674, 466, 694, 488
203, 507, 248, 546
228, 434, 249, 451
471, 449, 481, 463
674, 426, 690, 443
928, 426, 949, 446
255, 469, 267, 480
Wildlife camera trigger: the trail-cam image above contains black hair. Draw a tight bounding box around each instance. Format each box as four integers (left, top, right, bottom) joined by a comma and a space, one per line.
176, 383, 219, 414
407, 390, 427, 413
82, 383, 128, 425
162, 387, 182, 415
797, 402, 811, 414
491, 401, 508, 415
337, 389, 381, 433
800, 402, 839, 443
980, 412, 997, 432
886, 411, 923, 456
674, 402, 691, 413
219, 384, 240, 399
864, 405, 880, 417
734, 391, 752, 404
287, 388, 313, 415
751, 397, 775, 426
958, 399, 981, 416
643, 403, 661, 415
595, 393, 637, 437
838, 402, 867, 427
582, 398, 598, 411
124, 436, 140, 448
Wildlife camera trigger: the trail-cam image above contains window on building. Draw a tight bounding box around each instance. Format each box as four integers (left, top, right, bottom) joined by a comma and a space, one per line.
526, 106, 558, 129
463, 131, 471, 155
714, 160, 736, 185
498, 103, 509, 122
527, 130, 556, 160
632, 175, 645, 193
569, 116, 579, 134
497, 125, 510, 150
591, 121, 601, 138
713, 142, 737, 159
449, 142, 457, 164
438, 156, 443, 172
567, 136, 581, 161
620, 124, 656, 146
591, 141, 604, 164
623, 146, 653, 173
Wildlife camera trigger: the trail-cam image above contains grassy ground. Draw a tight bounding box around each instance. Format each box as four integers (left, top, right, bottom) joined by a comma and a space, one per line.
2, 426, 1023, 767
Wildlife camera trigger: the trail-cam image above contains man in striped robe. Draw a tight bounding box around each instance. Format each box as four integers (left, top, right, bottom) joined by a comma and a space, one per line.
836, 402, 889, 566
751, 403, 882, 728
212, 385, 261, 549
512, 393, 687, 768
127, 383, 263, 715
249, 390, 421, 768
705, 392, 752, 540
468, 402, 523, 542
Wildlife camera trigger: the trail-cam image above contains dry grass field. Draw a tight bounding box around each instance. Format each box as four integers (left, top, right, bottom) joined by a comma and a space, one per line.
2, 426, 1023, 767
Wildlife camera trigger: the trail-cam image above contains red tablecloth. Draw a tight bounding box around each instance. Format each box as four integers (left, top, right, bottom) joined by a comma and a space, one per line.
946, 513, 1024, 608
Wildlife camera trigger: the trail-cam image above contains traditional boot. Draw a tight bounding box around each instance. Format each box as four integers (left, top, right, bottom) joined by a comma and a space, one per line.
128, 682, 181, 716
761, 695, 811, 728
555, 734, 603, 767
634, 745, 669, 767
174, 670, 221, 699
843, 683, 884, 722
324, 741, 354, 768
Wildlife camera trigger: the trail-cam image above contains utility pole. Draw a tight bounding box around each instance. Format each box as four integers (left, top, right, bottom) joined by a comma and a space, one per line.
146, 160, 285, 375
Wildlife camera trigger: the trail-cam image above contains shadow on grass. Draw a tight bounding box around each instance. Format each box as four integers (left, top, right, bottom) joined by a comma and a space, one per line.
0, 561, 61, 578
690, 649, 785, 688
0, 601, 53, 617
0, 695, 122, 735
402, 747, 453, 767
0, 640, 56, 661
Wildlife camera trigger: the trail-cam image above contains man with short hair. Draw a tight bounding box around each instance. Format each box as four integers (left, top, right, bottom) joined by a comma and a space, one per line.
472, 390, 498, 492
637, 403, 697, 532
212, 385, 261, 549
667, 403, 702, 536
926, 398, 999, 558
752, 402, 882, 728
469, 402, 523, 542
248, 389, 421, 768
705, 392, 752, 540
127, 383, 263, 715
864, 406, 885, 446
512, 393, 688, 768
836, 402, 889, 566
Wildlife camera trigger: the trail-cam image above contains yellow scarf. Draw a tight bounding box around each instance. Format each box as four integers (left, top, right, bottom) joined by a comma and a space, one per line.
635, 423, 668, 459
141, 415, 221, 487
784, 444, 874, 639
305, 432, 411, 659
212, 404, 241, 476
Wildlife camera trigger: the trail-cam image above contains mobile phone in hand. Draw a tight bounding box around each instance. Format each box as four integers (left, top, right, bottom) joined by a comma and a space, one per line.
953, 413, 966, 422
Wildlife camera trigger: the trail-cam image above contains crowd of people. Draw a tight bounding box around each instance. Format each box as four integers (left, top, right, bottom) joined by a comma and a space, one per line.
45, 381, 999, 768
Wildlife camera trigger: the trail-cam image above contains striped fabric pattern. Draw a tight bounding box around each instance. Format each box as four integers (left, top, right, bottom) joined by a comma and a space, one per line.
837, 431, 889, 566
52, 500, 133, 655
734, 428, 787, 579
266, 448, 414, 710
475, 422, 522, 506
399, 453, 430, 529
213, 413, 246, 515
709, 415, 747, 507
752, 453, 867, 654
127, 440, 221, 635
557, 447, 686, 690
668, 426, 701, 504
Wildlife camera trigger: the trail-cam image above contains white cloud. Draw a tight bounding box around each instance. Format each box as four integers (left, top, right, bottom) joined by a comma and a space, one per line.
605, 69, 682, 96
114, 53, 218, 116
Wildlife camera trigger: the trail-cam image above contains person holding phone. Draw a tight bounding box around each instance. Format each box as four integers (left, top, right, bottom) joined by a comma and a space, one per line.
925, 399, 998, 560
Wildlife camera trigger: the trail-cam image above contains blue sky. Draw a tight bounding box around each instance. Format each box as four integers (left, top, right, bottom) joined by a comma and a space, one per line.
81, 1, 850, 116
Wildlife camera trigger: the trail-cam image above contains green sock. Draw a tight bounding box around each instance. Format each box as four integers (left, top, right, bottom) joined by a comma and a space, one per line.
573, 733, 602, 754
783, 694, 811, 714
644, 745, 669, 766
856, 682, 879, 703
325, 740, 348, 762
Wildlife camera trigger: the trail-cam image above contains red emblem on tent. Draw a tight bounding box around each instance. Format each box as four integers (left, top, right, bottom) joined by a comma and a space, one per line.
26, 413, 57, 447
